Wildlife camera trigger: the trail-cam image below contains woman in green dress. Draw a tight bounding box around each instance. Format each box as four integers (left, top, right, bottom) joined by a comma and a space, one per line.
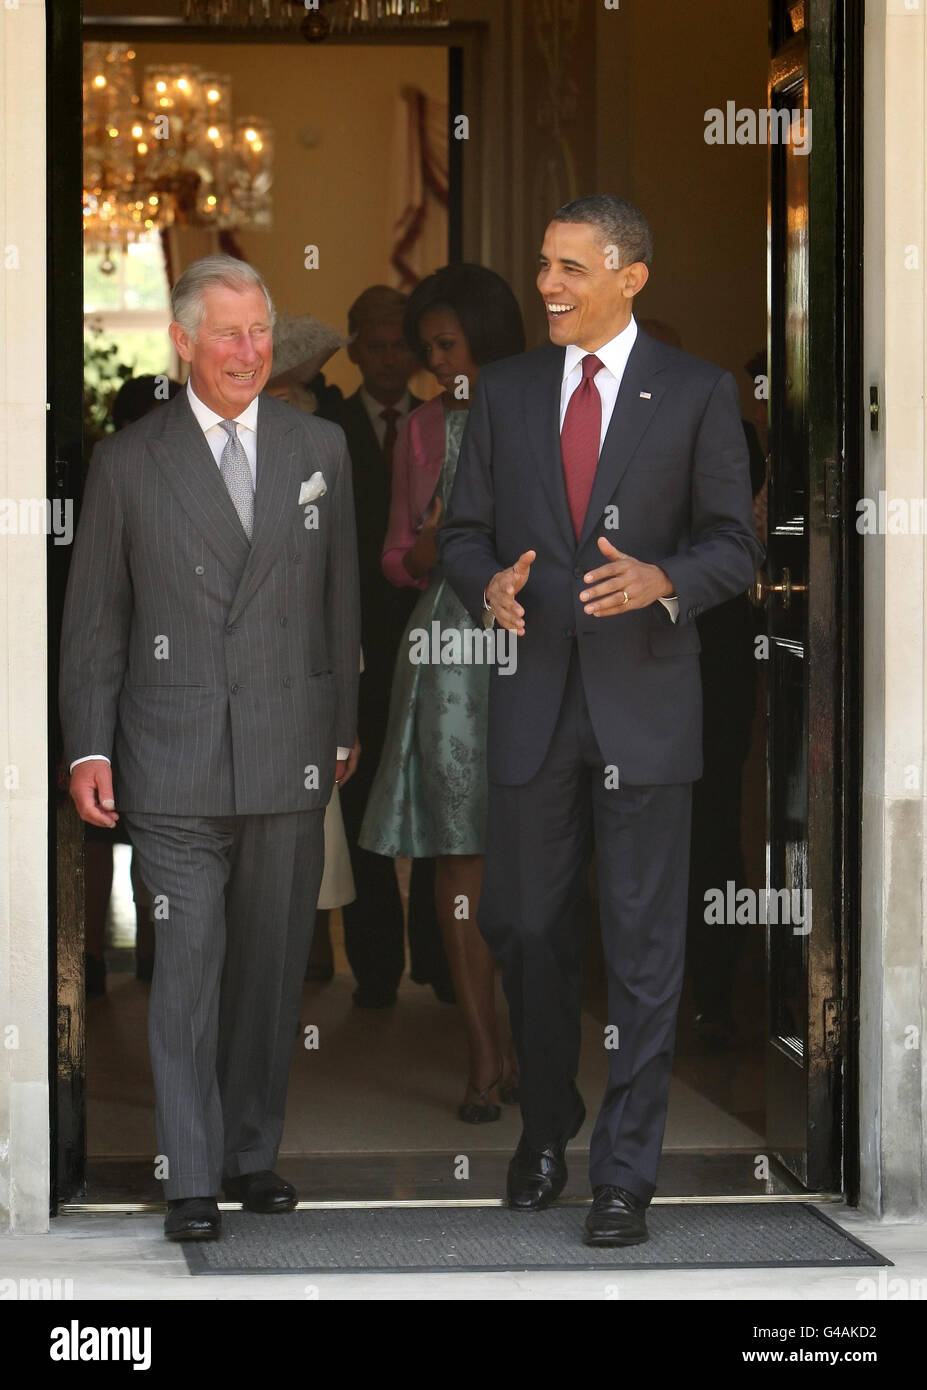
360, 264, 525, 1121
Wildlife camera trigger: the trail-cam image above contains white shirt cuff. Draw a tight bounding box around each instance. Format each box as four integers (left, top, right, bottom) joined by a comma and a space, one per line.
69, 755, 111, 772
336, 747, 351, 761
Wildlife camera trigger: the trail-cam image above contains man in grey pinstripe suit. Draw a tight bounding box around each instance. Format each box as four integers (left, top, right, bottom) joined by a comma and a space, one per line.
60, 256, 361, 1241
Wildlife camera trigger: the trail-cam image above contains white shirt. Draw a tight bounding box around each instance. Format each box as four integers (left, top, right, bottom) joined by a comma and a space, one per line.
359, 386, 412, 447
186, 379, 259, 485
71, 380, 352, 769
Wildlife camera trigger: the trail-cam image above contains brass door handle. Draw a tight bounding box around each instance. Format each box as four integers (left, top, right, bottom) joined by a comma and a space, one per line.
751, 566, 808, 610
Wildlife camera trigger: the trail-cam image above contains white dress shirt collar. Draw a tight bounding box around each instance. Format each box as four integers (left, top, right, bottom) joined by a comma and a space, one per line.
359, 385, 412, 425
186, 379, 260, 435
562, 316, 638, 384
562, 315, 638, 383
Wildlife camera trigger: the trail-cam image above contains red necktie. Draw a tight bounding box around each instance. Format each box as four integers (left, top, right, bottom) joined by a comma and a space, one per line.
560, 353, 604, 539
380, 407, 399, 469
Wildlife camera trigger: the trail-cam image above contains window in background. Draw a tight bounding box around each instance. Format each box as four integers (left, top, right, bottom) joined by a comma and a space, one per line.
84, 231, 175, 440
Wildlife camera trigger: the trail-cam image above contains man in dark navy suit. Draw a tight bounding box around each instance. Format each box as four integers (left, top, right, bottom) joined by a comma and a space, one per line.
439, 196, 763, 1246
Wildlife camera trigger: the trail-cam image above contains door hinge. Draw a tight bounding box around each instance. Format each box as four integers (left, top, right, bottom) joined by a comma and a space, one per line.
823, 997, 846, 1058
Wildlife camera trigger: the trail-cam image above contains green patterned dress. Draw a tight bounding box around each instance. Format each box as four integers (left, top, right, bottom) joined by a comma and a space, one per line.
359, 407, 488, 857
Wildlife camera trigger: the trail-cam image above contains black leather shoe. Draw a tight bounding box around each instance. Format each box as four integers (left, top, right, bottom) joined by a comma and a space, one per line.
164, 1197, 220, 1241
222, 1170, 297, 1213
506, 1094, 585, 1212
583, 1185, 649, 1247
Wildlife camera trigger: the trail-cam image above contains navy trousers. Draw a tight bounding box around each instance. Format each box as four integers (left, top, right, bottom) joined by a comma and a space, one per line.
478, 649, 692, 1204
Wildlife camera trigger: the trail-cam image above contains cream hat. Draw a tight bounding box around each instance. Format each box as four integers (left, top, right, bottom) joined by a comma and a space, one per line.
268, 312, 345, 388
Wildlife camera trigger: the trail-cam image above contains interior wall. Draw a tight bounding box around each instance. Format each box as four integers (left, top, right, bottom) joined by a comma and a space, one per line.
595, 0, 769, 413
116, 41, 447, 397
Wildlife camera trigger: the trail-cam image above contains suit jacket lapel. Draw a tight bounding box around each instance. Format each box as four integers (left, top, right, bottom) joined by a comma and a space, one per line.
227, 393, 299, 627
525, 345, 576, 554
577, 333, 669, 550
149, 390, 252, 581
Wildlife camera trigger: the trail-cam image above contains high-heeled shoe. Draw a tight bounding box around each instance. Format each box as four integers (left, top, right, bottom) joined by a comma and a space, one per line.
499, 1075, 520, 1106
458, 1074, 502, 1124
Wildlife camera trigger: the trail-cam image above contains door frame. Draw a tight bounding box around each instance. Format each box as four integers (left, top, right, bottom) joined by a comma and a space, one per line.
49, 2, 865, 1209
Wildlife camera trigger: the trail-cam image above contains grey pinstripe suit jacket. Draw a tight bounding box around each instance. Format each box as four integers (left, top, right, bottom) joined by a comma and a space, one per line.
60, 388, 360, 816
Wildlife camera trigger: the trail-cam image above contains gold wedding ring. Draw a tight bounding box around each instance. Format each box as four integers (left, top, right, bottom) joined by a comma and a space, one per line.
622, 590, 630, 605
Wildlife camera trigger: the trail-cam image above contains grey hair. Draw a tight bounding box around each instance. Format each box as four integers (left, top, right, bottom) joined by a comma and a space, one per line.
170, 254, 276, 338
550, 194, 654, 269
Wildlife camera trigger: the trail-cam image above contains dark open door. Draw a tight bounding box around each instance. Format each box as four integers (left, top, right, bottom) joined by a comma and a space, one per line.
49, 0, 87, 1206
759, 0, 862, 1191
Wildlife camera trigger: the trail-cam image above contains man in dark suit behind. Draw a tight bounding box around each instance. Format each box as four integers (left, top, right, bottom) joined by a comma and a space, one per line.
321, 287, 450, 1007
60, 255, 360, 1241
438, 196, 763, 1246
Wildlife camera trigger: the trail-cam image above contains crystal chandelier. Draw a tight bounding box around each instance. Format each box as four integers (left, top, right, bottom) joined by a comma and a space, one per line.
182, 0, 449, 40
83, 43, 273, 266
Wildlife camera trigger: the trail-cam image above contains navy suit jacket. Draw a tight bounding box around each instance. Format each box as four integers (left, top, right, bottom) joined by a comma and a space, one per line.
437, 330, 764, 787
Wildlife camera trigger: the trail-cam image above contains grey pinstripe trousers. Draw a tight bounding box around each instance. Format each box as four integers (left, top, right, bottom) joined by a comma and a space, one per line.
124, 809, 324, 1200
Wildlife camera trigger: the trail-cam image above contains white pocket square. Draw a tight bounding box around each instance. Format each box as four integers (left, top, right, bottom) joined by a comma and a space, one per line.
299, 472, 327, 505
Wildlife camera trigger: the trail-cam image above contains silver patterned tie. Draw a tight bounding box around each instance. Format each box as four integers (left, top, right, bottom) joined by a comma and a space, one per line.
218, 418, 254, 541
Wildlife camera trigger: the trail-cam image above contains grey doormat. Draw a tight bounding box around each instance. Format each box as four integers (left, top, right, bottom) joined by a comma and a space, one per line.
182, 1203, 888, 1274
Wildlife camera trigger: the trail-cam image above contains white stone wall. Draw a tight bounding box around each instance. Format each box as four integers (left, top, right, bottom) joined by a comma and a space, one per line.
860, 0, 927, 1218
0, 0, 49, 1234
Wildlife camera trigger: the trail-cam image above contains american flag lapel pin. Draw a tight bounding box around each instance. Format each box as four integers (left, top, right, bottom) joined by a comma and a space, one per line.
640, 391, 652, 400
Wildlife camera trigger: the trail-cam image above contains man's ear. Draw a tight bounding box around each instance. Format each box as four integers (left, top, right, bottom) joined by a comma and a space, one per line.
346, 339, 361, 367
169, 319, 194, 364
622, 262, 650, 300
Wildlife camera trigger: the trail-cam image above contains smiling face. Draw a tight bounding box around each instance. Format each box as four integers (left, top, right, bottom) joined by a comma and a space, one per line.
537, 220, 649, 351
169, 282, 273, 417
416, 305, 480, 403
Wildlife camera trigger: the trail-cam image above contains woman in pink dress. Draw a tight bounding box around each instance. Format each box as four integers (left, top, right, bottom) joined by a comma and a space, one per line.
361, 264, 525, 1121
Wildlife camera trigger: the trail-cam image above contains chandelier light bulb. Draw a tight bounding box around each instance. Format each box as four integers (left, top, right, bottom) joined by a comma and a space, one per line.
84, 42, 274, 251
